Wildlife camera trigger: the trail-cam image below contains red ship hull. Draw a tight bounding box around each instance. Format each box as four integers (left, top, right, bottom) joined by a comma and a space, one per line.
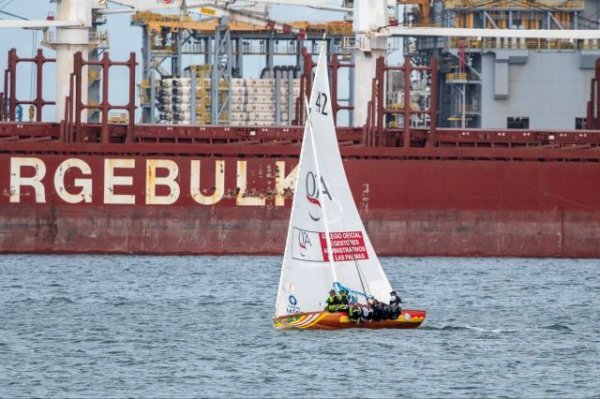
2, 135, 600, 257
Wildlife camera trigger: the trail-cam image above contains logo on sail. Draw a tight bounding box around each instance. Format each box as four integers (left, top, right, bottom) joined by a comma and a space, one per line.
297, 229, 312, 257
286, 294, 301, 314
288, 295, 298, 306
291, 227, 323, 261
305, 171, 332, 221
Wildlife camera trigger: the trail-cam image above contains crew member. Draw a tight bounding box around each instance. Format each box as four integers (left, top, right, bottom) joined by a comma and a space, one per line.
360, 303, 373, 322
390, 291, 402, 307
371, 300, 383, 321
325, 290, 340, 312
389, 290, 402, 319
338, 289, 349, 312
348, 303, 361, 321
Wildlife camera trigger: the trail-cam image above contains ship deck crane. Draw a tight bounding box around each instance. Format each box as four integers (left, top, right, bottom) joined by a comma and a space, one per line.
0, 20, 83, 29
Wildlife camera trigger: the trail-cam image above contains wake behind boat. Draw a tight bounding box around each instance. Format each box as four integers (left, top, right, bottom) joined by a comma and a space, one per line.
273, 44, 426, 331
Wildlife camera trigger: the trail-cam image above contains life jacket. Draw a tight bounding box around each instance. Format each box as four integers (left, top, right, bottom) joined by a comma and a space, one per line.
326, 296, 338, 312
340, 292, 349, 304
338, 293, 349, 311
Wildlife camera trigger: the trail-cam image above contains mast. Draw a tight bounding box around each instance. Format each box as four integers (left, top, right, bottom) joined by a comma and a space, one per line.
306, 105, 338, 286
307, 44, 339, 287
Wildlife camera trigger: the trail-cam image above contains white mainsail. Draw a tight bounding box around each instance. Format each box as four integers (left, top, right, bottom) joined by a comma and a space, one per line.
274, 44, 393, 318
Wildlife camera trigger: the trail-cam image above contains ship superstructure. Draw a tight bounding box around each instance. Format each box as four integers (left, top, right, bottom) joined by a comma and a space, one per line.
402, 0, 600, 129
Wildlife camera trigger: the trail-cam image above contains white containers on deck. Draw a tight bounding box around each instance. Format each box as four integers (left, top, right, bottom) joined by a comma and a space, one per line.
155, 67, 300, 126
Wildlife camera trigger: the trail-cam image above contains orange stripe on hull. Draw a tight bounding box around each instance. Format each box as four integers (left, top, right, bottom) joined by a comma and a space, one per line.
274, 309, 426, 330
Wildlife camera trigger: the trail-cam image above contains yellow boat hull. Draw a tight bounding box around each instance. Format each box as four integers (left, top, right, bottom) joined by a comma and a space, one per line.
273, 309, 426, 330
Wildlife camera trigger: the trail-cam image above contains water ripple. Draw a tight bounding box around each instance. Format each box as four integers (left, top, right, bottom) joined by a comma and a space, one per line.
0, 255, 598, 398
541, 323, 573, 332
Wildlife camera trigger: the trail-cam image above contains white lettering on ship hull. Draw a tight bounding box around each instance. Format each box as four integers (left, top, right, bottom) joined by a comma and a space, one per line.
190, 160, 225, 205
6, 157, 297, 207
275, 161, 297, 207
236, 160, 265, 206
10, 157, 47, 203
54, 158, 92, 204
104, 159, 136, 205
146, 159, 180, 205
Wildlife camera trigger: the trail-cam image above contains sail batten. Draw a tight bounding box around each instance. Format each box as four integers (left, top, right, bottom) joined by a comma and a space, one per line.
275, 43, 393, 319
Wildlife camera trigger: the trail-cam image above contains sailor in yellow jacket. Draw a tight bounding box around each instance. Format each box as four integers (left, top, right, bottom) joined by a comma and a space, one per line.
325, 290, 340, 312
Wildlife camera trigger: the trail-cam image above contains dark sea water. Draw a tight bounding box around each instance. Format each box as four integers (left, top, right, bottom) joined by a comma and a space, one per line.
0, 256, 598, 398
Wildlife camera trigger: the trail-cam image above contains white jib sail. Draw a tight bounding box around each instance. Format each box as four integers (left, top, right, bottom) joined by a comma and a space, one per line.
275, 44, 393, 318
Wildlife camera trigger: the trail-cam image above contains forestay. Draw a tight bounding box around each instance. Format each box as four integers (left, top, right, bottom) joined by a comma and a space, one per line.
274, 44, 393, 318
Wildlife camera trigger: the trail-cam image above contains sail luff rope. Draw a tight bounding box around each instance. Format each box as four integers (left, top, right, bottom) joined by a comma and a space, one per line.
273, 113, 311, 317
299, 41, 339, 287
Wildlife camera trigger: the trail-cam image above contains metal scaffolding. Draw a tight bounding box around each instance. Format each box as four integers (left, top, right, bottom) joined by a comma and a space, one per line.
131, 12, 352, 124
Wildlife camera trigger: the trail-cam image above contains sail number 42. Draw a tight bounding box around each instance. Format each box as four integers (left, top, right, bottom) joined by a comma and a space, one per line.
315, 92, 328, 116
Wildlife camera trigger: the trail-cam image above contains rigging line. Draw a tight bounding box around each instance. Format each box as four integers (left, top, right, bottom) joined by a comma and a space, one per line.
352, 258, 370, 300
0, 9, 28, 20
334, 282, 373, 300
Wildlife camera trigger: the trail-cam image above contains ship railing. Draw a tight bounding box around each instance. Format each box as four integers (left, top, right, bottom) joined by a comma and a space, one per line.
295, 52, 354, 127
443, 0, 585, 9
342, 36, 356, 50
61, 51, 137, 144
0, 92, 5, 121
180, 40, 303, 57
445, 72, 480, 83
42, 30, 110, 49
448, 37, 592, 51
1, 49, 55, 123
367, 56, 439, 148
455, 104, 480, 113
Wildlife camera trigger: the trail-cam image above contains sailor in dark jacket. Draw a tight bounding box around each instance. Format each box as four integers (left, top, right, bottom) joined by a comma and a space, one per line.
389, 290, 402, 319
371, 300, 383, 321
390, 291, 402, 307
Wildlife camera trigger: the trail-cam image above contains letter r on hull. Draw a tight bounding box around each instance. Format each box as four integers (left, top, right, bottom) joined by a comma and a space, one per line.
10, 157, 46, 203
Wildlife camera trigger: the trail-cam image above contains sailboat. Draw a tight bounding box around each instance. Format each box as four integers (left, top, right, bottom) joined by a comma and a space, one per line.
273, 44, 426, 330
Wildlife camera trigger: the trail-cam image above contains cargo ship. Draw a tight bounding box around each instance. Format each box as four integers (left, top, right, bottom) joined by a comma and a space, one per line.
1, 0, 600, 257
